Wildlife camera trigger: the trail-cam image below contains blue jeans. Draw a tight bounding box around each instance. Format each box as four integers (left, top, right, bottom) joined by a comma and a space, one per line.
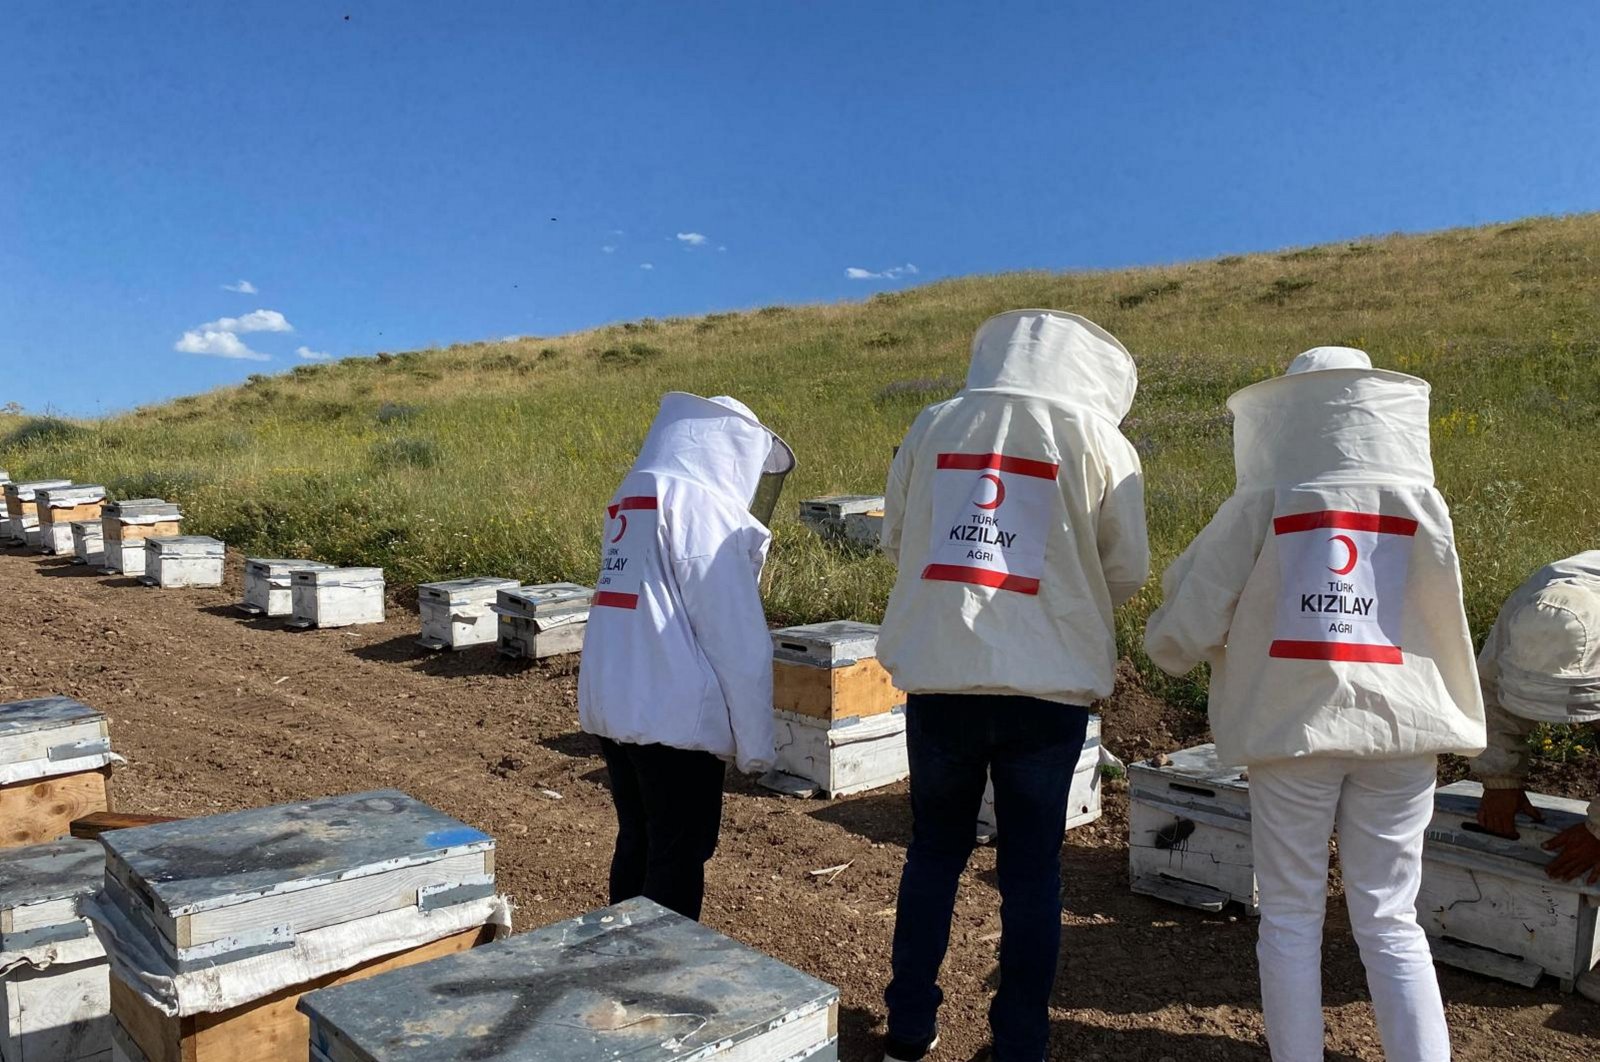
885, 693, 1089, 1062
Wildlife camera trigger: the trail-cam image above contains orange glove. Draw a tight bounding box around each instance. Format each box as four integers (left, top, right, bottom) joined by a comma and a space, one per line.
1544, 824, 1600, 885
1476, 787, 1543, 839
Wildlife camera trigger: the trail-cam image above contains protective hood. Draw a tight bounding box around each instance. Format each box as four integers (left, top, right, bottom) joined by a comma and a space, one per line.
1495, 552, 1600, 723
963, 310, 1137, 424
1228, 359, 1434, 488
1287, 346, 1372, 374
630, 393, 794, 512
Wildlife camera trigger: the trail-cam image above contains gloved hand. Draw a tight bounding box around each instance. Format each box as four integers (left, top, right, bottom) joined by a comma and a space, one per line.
1477, 787, 1543, 839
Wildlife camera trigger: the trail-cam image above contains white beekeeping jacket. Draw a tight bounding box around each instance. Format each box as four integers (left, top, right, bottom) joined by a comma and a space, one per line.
1144, 349, 1486, 766
876, 309, 1149, 707
578, 393, 793, 774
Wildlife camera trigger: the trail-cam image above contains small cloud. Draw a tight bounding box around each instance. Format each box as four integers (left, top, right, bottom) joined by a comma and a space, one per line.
175, 330, 269, 360
221, 279, 258, 294
602, 245, 617, 254
845, 263, 919, 281
717, 245, 727, 252
295, 345, 332, 360
639, 262, 655, 271
199, 308, 293, 334
676, 232, 708, 247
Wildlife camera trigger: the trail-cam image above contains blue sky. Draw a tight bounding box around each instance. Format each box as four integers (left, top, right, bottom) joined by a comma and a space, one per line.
3, 2, 1597, 417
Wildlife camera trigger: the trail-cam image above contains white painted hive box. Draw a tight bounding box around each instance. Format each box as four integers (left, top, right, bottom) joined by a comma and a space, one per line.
0, 471, 9, 541
141, 536, 224, 589
0, 838, 111, 1062
493, 583, 592, 660
71, 522, 105, 568
798, 495, 884, 538
417, 577, 521, 650
296, 897, 840, 1062
289, 567, 386, 628
99, 500, 182, 577
35, 486, 108, 555
4, 481, 72, 549
977, 714, 1104, 842
1419, 780, 1600, 991
1128, 743, 1256, 914
239, 558, 335, 616
842, 509, 885, 549
0, 697, 114, 788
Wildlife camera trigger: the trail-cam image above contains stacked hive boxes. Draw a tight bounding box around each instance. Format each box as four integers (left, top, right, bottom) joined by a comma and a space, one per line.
493, 583, 593, 660
100, 501, 182, 577
141, 537, 225, 589
1127, 744, 1257, 914
289, 568, 386, 628
762, 621, 908, 798
239, 559, 335, 616
416, 577, 520, 650
72, 522, 106, 567
298, 897, 841, 1062
4, 481, 72, 550
91, 791, 508, 1062
36, 485, 108, 556
976, 714, 1106, 842
1, 698, 119, 850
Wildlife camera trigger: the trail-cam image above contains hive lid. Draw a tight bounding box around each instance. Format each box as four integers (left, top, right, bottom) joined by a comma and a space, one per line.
105, 498, 182, 520
800, 494, 885, 516
293, 566, 385, 586
38, 484, 107, 505
148, 535, 224, 555
296, 897, 839, 1062
100, 789, 493, 917
420, 576, 521, 600
0, 696, 105, 740
6, 479, 73, 501
494, 583, 593, 615
71, 520, 105, 534
246, 557, 335, 574
1130, 743, 1248, 790
771, 620, 881, 666
0, 837, 103, 914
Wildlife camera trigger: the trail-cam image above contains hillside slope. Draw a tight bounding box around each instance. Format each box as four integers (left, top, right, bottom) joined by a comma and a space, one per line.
5, 214, 1598, 689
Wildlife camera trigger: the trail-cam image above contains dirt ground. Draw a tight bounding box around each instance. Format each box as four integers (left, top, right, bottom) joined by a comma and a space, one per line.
2, 547, 1595, 1061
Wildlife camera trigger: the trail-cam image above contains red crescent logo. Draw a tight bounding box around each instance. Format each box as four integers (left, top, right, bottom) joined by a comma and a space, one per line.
1328, 534, 1358, 575
610, 513, 629, 543
974, 473, 1006, 510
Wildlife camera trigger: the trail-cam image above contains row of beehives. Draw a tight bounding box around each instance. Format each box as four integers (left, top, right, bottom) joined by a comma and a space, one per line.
0, 694, 842, 1062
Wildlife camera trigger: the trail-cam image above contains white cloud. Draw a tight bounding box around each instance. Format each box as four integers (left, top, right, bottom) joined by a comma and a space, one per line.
717, 245, 727, 252
295, 345, 332, 360
174, 329, 269, 360
844, 263, 920, 280
601, 245, 617, 254
221, 279, 258, 294
198, 308, 293, 334
676, 232, 708, 247
639, 262, 655, 270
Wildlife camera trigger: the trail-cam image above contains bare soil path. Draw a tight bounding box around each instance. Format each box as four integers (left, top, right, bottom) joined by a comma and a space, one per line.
0, 547, 1593, 1060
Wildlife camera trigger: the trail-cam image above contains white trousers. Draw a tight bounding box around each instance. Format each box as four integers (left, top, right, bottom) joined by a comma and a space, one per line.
1250, 755, 1450, 1062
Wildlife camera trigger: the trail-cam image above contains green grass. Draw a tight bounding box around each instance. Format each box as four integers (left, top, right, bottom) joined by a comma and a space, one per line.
6, 214, 1599, 692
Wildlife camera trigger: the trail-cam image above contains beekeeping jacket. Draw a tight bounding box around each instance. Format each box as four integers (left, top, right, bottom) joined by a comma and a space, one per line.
1474, 552, 1600, 838
579, 393, 793, 774
1144, 347, 1486, 766
876, 309, 1149, 706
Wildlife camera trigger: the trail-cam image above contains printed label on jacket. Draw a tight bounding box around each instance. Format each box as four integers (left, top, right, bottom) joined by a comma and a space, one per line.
922, 452, 1059, 595
594, 496, 658, 609
1270, 510, 1417, 664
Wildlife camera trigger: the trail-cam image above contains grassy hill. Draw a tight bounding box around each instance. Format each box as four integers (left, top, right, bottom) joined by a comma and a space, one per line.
5, 214, 1598, 704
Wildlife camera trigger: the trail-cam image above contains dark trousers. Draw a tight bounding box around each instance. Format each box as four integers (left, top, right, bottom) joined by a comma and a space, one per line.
885, 693, 1089, 1062
597, 737, 727, 921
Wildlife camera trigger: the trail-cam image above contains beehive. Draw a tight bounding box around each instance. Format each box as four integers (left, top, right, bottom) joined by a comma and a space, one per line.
239, 559, 336, 616
0, 470, 9, 541
288, 568, 386, 628
35, 485, 108, 556
841, 508, 885, 549
417, 577, 521, 651
1127, 744, 1257, 914
3, 480, 72, 550
100, 500, 182, 577
1, 838, 112, 1062
141, 536, 225, 589
297, 897, 840, 1062
71, 521, 105, 568
0, 697, 116, 850
798, 495, 884, 539
93, 791, 507, 1062
493, 583, 593, 660
976, 714, 1105, 842
1419, 781, 1600, 991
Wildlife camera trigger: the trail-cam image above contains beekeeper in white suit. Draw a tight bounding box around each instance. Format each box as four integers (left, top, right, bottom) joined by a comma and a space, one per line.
1145, 347, 1485, 1062
1473, 553, 1600, 886
579, 392, 794, 922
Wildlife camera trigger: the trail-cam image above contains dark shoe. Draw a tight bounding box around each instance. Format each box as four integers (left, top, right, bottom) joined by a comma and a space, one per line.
882, 1032, 940, 1061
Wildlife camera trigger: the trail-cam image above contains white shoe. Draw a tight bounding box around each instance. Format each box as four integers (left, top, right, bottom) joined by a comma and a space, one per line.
883, 1034, 939, 1061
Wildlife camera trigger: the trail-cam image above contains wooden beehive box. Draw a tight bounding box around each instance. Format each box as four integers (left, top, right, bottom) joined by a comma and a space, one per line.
797, 495, 884, 539
841, 509, 885, 549
1127, 743, 1256, 914
1, 697, 116, 850
140, 536, 225, 589
95, 791, 504, 1062
416, 577, 521, 651
36, 486, 108, 556
297, 897, 840, 1062
1, 838, 112, 1062
1419, 781, 1600, 991
4, 481, 72, 549
977, 714, 1105, 842
493, 583, 593, 660
100, 500, 183, 577
71, 521, 105, 568
289, 568, 386, 628
239, 559, 335, 616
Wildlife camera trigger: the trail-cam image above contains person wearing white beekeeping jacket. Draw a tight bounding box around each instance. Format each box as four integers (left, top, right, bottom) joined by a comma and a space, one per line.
1472, 553, 1600, 883
1144, 346, 1485, 1062
876, 309, 1148, 1062
579, 392, 795, 922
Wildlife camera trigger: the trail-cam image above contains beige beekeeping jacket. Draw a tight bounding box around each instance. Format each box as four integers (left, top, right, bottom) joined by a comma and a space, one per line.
877, 309, 1149, 706
1474, 552, 1600, 838
1144, 348, 1486, 766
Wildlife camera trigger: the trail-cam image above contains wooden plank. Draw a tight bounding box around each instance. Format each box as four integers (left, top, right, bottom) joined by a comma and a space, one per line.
12, 958, 113, 1061
72, 813, 182, 840
1, 771, 111, 850
41, 502, 106, 526
773, 658, 902, 722
0, 720, 110, 769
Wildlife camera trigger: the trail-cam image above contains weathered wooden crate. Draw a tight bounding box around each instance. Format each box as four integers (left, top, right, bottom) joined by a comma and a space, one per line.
1127, 744, 1256, 914
36, 486, 108, 556
140, 537, 225, 589
4, 481, 72, 549
72, 521, 106, 568
1, 697, 116, 850
100, 501, 182, 577
288, 568, 385, 628
1, 838, 112, 1062
976, 715, 1104, 842
1419, 781, 1600, 991
298, 896, 840, 1062
95, 791, 505, 1062
239, 559, 335, 616
493, 583, 593, 660
841, 509, 885, 549
417, 577, 521, 651
798, 495, 884, 539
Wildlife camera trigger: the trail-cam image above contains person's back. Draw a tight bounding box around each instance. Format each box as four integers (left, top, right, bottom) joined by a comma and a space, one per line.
876, 309, 1148, 1062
